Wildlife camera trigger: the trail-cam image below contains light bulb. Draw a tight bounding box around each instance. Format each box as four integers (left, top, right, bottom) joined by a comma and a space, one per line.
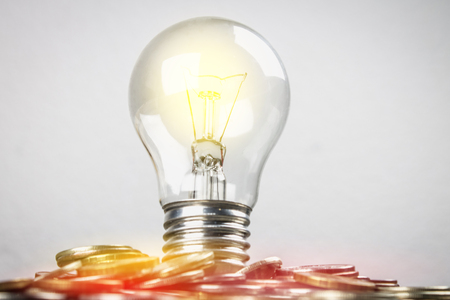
129, 17, 289, 273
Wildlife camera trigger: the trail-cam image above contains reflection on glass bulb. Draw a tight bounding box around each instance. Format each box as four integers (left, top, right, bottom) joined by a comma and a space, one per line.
129, 17, 289, 273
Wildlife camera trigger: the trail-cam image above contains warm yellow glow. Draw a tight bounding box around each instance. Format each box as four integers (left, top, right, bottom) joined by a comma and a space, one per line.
183, 68, 247, 144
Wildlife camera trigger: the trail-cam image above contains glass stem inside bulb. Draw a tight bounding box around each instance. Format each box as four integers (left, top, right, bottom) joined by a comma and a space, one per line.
191, 139, 226, 200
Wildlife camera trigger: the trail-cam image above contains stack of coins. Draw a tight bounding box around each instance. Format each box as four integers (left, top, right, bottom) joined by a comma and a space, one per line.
0, 245, 449, 299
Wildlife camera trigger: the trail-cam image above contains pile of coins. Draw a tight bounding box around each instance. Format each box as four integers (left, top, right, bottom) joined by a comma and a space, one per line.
0, 245, 449, 299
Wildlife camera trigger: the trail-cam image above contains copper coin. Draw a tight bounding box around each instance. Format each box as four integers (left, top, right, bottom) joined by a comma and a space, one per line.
376, 283, 399, 287
333, 271, 359, 278
370, 278, 397, 284
236, 257, 282, 279
273, 275, 294, 280
184, 283, 265, 295
277, 264, 355, 276
357, 276, 371, 281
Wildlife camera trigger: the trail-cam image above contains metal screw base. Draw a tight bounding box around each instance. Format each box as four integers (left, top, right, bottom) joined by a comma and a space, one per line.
162, 200, 252, 274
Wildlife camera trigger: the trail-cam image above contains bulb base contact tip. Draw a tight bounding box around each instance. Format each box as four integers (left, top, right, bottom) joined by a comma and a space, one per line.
161, 200, 252, 274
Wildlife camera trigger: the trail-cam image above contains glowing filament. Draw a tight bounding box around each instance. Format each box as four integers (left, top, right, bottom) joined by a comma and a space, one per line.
183, 68, 247, 146
199, 90, 220, 140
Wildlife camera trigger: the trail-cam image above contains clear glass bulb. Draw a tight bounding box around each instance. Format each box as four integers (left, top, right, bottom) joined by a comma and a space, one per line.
129, 17, 290, 209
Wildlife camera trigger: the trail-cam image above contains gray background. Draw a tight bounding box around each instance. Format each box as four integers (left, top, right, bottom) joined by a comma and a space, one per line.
1, 0, 449, 286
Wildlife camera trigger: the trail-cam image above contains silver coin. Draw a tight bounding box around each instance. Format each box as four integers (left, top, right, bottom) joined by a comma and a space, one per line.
377, 286, 450, 293
419, 291, 450, 298
393, 291, 450, 300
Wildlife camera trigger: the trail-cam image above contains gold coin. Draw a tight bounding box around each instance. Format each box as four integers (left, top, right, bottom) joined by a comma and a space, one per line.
56, 247, 141, 267
32, 278, 123, 293
153, 251, 214, 278
294, 271, 376, 291
55, 245, 133, 260
77, 256, 159, 277
120, 289, 197, 299
0, 278, 33, 292
35, 271, 76, 280
122, 252, 214, 286
136, 269, 205, 289
34, 261, 83, 281
79, 251, 149, 266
